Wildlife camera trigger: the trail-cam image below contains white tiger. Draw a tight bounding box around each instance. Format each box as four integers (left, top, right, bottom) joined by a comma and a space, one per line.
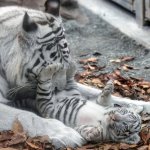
0, 0, 150, 148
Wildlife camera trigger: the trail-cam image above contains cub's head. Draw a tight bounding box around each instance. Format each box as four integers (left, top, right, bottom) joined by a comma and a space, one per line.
106, 107, 141, 144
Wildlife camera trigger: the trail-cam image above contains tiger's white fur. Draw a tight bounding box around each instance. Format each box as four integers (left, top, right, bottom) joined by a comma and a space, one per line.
0, 5, 150, 149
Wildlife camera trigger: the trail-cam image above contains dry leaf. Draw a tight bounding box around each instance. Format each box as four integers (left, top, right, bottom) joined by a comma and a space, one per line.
120, 56, 135, 62
79, 57, 98, 64
0, 131, 13, 142
140, 127, 150, 144
26, 140, 40, 149
110, 56, 134, 63
119, 143, 137, 149
147, 89, 150, 94
12, 119, 24, 133
110, 59, 121, 63
7, 133, 26, 146
80, 71, 92, 77
114, 80, 121, 86
103, 144, 113, 150
0, 148, 18, 150
83, 64, 96, 70
91, 78, 102, 84
138, 145, 149, 150
26, 136, 54, 150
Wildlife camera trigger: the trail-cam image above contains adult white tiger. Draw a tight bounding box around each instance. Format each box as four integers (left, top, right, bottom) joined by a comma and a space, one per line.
0, 0, 150, 149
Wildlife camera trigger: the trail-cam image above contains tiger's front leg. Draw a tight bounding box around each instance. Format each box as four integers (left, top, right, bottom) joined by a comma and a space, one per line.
75, 124, 104, 143
36, 63, 63, 118
66, 60, 78, 90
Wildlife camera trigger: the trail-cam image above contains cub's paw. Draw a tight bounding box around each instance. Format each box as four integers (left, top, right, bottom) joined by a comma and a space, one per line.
102, 80, 114, 96
97, 80, 114, 106
120, 133, 140, 144
75, 125, 103, 142
38, 63, 64, 82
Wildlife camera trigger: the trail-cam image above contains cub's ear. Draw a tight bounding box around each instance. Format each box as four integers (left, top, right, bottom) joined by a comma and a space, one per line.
45, 0, 60, 16
23, 12, 38, 32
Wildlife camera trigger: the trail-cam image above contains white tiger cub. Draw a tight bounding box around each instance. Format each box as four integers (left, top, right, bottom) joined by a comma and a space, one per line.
0, 0, 150, 149
36, 63, 142, 144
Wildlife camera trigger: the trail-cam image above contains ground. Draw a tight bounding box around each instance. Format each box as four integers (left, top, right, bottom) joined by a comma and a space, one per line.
0, 6, 150, 150
64, 6, 150, 101
64, 7, 150, 81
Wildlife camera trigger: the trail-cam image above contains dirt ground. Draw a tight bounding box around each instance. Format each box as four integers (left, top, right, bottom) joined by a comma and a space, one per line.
63, 7, 150, 81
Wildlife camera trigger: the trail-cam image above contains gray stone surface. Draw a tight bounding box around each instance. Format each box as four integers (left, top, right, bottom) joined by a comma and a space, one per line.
63, 7, 150, 81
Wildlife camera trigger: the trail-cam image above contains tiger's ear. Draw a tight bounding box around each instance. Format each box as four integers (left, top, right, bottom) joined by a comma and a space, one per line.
23, 12, 38, 32
45, 0, 60, 16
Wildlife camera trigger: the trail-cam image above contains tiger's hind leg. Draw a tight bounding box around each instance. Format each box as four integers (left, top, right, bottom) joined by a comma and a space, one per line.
77, 82, 148, 114
75, 124, 104, 143
0, 103, 85, 149
36, 63, 63, 118
96, 80, 114, 107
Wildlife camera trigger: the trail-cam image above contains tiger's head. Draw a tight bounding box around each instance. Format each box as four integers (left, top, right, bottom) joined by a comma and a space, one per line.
106, 107, 141, 144
2, 0, 70, 86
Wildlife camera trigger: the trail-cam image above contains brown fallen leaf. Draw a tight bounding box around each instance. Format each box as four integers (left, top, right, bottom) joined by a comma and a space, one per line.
6, 133, 26, 146
119, 143, 137, 150
0, 131, 13, 142
139, 82, 150, 88
26, 136, 54, 150
122, 64, 139, 71
137, 145, 149, 150
79, 57, 98, 64
80, 71, 92, 77
140, 127, 150, 144
83, 64, 96, 70
66, 148, 74, 150
12, 119, 24, 134
103, 144, 112, 150
147, 89, 150, 94
120, 56, 135, 62
110, 56, 134, 64
0, 148, 18, 150
26, 140, 40, 149
110, 59, 121, 63
114, 80, 121, 86
91, 78, 103, 85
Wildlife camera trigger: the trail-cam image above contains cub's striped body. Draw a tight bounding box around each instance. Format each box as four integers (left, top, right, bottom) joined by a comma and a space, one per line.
36, 65, 142, 143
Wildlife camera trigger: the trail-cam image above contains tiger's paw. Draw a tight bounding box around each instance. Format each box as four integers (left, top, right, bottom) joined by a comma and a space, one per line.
38, 63, 63, 82
75, 125, 103, 142
17, 113, 85, 149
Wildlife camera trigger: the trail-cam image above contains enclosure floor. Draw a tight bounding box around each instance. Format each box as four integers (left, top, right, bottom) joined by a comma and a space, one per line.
79, 0, 150, 49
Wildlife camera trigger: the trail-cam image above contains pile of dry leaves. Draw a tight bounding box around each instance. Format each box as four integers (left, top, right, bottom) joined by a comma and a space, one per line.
0, 119, 150, 150
0, 119, 55, 150
1, 56, 150, 150
75, 56, 150, 102
75, 56, 150, 150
